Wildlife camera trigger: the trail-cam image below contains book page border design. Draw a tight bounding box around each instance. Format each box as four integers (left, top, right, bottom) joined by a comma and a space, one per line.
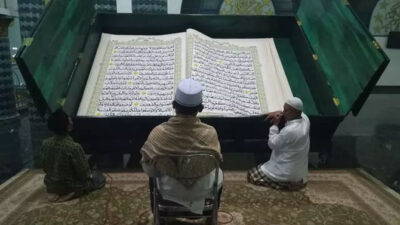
186, 34, 267, 114
87, 40, 112, 116
87, 37, 182, 116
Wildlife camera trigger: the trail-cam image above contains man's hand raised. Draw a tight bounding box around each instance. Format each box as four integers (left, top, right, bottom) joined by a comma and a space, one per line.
264, 111, 283, 122
271, 113, 283, 125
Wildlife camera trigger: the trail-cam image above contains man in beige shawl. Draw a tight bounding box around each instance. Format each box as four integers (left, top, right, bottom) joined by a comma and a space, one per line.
141, 78, 223, 215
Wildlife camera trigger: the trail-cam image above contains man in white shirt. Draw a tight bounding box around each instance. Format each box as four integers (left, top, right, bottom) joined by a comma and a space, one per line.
140, 78, 223, 214
247, 97, 310, 191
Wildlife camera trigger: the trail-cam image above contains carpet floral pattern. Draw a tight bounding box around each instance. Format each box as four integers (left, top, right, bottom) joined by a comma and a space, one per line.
1, 170, 399, 225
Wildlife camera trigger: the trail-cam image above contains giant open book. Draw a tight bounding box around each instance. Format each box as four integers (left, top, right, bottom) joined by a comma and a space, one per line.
78, 29, 293, 117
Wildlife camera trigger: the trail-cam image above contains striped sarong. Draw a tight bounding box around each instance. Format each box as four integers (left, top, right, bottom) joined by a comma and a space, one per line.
247, 165, 306, 191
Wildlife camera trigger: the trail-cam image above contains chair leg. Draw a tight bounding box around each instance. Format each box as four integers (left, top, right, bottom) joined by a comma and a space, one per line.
212, 209, 218, 225
153, 211, 158, 225
206, 217, 213, 225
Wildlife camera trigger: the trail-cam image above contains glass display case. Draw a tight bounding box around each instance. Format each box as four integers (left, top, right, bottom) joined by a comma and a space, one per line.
15, 0, 389, 157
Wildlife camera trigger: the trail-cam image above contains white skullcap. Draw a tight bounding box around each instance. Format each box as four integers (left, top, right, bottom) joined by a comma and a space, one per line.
285, 97, 303, 111
174, 78, 203, 107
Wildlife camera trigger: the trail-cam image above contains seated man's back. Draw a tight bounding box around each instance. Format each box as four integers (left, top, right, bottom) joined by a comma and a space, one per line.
42, 135, 90, 194
41, 109, 105, 200
140, 79, 223, 214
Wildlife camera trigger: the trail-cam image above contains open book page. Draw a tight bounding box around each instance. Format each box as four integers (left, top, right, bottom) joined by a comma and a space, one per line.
267, 39, 293, 108
78, 29, 292, 117
186, 29, 293, 116
77, 32, 186, 116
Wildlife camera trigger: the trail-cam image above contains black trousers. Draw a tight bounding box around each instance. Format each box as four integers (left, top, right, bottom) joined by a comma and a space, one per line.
89, 170, 106, 191
73, 170, 106, 197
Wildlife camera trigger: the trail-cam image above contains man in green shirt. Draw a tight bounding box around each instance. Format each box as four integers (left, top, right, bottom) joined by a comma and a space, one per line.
41, 109, 105, 202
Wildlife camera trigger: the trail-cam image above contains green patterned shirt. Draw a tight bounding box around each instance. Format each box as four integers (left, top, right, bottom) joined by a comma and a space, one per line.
41, 135, 91, 194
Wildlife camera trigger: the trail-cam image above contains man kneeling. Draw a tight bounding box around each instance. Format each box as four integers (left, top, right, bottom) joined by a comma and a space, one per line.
247, 97, 310, 191
140, 79, 223, 215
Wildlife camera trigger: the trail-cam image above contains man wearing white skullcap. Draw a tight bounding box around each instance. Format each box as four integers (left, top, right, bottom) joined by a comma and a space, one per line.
286, 97, 303, 111
247, 97, 310, 191
174, 78, 203, 107
140, 78, 223, 214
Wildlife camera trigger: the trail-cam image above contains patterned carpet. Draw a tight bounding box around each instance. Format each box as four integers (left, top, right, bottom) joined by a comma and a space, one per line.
1, 170, 399, 225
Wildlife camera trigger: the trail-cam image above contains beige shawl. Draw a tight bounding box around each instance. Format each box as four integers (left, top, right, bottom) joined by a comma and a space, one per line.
140, 115, 222, 187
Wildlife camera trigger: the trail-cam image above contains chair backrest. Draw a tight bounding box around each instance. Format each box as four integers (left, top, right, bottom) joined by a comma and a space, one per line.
152, 153, 220, 225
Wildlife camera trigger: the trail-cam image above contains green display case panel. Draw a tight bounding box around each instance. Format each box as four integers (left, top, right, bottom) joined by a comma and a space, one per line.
16, 0, 95, 115
296, 0, 389, 115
